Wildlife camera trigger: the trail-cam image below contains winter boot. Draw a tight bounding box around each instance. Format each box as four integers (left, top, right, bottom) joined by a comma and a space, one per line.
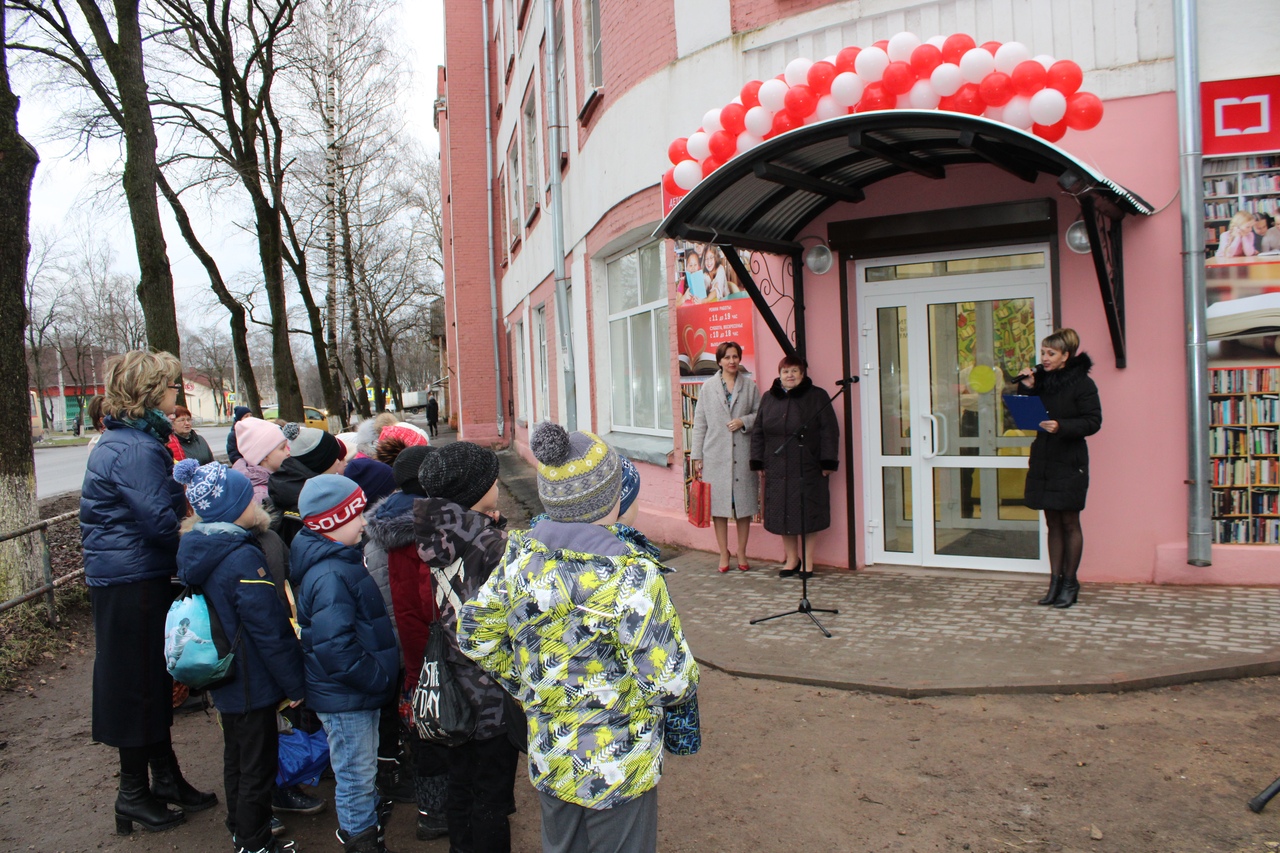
238, 839, 299, 853
337, 825, 393, 853
114, 771, 185, 835
150, 749, 218, 812
272, 785, 326, 814
1037, 574, 1064, 606
1052, 579, 1081, 609
415, 773, 448, 841
376, 758, 415, 804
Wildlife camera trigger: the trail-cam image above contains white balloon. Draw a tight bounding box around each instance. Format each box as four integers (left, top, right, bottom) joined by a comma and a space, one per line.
702, 108, 723, 134
744, 105, 774, 137
758, 78, 789, 112
823, 55, 838, 65
785, 57, 814, 87
737, 132, 765, 154
994, 41, 1031, 74
927, 35, 947, 49
829, 71, 866, 107
984, 104, 1005, 122
1002, 95, 1033, 129
731, 97, 743, 105
959, 47, 996, 83
814, 94, 845, 121
1029, 87, 1067, 125
931, 63, 964, 96
673, 160, 702, 191
854, 46, 890, 83
686, 131, 711, 162
1033, 54, 1056, 70
887, 31, 922, 62
906, 79, 941, 109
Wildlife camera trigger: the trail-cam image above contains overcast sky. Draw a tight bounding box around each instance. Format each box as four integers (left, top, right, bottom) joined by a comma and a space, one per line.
17, 0, 444, 332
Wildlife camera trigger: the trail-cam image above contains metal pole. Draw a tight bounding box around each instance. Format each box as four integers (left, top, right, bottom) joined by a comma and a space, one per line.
39, 528, 56, 628
543, 0, 577, 430
479, 0, 506, 439
1175, 0, 1212, 566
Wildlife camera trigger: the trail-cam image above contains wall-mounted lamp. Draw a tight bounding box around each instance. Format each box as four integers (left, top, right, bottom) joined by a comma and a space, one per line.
797, 236, 834, 275
1065, 219, 1091, 254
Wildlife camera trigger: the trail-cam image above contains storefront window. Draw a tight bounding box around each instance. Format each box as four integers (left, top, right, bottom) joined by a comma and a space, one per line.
607, 243, 672, 434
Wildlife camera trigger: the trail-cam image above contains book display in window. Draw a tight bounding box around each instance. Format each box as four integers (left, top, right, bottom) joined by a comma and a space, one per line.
1203, 154, 1280, 252
1210, 366, 1280, 543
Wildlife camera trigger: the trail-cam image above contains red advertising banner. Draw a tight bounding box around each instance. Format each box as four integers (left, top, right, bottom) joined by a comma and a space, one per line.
676, 298, 758, 380
1202, 76, 1280, 157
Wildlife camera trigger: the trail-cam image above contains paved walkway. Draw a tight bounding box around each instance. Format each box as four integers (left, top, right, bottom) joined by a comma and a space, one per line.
492, 446, 1280, 696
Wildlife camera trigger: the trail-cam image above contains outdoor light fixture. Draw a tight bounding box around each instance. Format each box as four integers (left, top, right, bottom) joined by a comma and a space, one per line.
801, 242, 834, 275
1066, 219, 1091, 254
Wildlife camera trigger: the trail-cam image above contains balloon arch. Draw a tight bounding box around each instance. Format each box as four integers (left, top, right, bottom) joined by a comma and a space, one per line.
663, 32, 1105, 198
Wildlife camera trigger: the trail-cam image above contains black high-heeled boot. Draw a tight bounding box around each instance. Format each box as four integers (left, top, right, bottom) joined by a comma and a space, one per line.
150, 749, 218, 812
115, 771, 185, 834
1037, 574, 1063, 606
1052, 579, 1080, 609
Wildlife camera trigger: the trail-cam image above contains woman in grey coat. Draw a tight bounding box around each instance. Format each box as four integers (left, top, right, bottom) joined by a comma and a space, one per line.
690, 341, 761, 572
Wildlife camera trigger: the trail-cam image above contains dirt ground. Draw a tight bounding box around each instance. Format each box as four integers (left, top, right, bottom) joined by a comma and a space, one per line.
8, 489, 1280, 851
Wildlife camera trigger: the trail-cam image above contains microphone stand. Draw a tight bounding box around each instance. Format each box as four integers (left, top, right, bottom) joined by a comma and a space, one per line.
750, 378, 857, 638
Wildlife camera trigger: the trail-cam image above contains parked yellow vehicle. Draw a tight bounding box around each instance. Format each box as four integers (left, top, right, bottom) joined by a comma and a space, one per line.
260, 405, 330, 433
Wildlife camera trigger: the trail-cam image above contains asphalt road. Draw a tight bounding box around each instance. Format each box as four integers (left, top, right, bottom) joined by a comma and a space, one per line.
35, 424, 232, 500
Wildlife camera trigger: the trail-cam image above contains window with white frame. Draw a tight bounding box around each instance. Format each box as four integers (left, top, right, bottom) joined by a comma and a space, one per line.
515, 319, 530, 420
583, 0, 603, 90
522, 93, 539, 217
552, 0, 567, 156
534, 305, 550, 421
606, 242, 671, 434
507, 140, 521, 242
504, 0, 516, 62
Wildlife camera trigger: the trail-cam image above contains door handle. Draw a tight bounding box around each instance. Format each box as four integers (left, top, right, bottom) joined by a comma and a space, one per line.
922, 414, 940, 459
932, 412, 949, 456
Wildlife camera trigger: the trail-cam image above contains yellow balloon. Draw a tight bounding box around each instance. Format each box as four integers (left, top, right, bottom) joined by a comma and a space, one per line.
968, 364, 997, 394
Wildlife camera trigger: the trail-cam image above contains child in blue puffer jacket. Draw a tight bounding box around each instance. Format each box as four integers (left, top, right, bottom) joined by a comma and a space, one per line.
292, 475, 399, 853
173, 460, 306, 853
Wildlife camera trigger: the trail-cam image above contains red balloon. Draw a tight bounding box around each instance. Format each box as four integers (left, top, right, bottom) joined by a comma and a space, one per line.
873, 39, 890, 51
980, 40, 1002, 56
937, 94, 959, 112
1065, 91, 1104, 130
741, 80, 764, 108
784, 84, 817, 119
881, 61, 918, 96
953, 83, 985, 115
1032, 120, 1068, 142
668, 138, 689, 166
1047, 60, 1083, 95
910, 43, 944, 77
942, 33, 976, 64
978, 71, 1014, 106
835, 46, 861, 74
663, 168, 682, 196
807, 61, 837, 95
720, 103, 747, 135
769, 110, 800, 138
856, 83, 896, 112
1011, 60, 1048, 96
708, 130, 737, 163
701, 157, 723, 177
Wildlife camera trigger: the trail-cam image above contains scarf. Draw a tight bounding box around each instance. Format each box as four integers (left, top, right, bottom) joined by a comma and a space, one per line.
122, 408, 175, 444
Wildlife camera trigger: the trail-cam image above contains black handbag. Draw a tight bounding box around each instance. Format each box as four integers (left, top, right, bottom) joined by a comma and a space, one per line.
411, 620, 476, 746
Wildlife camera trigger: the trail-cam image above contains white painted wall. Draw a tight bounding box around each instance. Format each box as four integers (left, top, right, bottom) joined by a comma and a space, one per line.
1198, 0, 1280, 82
674, 0, 732, 58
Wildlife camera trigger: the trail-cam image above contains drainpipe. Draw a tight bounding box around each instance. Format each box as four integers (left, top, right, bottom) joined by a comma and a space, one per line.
542, 0, 577, 430
1175, 0, 1211, 566
480, 0, 505, 439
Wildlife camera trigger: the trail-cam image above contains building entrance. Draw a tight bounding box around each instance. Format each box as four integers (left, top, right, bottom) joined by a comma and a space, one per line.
857, 245, 1054, 572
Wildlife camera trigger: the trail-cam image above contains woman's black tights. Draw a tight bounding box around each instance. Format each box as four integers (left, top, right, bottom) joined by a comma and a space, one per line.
1044, 509, 1083, 582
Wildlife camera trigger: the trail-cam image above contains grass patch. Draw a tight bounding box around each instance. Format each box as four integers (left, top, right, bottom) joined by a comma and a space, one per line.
0, 584, 91, 689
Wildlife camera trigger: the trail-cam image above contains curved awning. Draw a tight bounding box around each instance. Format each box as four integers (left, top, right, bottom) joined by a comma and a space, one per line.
654, 110, 1152, 254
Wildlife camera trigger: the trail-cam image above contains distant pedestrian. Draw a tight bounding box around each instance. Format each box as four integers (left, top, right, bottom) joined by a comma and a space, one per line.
170, 405, 214, 465
228, 405, 253, 464
425, 393, 439, 438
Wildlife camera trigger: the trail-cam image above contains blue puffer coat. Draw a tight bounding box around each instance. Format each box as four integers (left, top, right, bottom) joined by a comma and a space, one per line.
80, 417, 188, 587
291, 527, 398, 713
177, 523, 306, 713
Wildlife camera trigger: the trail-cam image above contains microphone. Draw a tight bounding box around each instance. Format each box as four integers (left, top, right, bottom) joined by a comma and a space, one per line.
834, 377, 860, 386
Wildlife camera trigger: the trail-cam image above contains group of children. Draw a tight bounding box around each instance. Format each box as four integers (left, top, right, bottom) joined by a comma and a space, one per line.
169, 416, 698, 853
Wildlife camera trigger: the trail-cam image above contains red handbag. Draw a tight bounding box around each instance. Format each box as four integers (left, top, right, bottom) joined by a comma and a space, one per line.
687, 476, 711, 528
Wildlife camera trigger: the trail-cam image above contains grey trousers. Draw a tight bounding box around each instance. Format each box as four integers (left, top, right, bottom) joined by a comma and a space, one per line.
539, 788, 658, 853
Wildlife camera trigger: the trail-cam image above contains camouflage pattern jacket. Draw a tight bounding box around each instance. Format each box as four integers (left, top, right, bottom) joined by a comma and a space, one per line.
457, 519, 698, 810
414, 497, 512, 740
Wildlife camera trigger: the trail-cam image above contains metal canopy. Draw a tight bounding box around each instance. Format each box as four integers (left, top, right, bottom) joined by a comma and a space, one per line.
654, 110, 1154, 367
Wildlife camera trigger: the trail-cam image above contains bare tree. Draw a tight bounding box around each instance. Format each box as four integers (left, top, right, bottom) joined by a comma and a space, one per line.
24, 228, 65, 430
182, 322, 235, 420
0, 2, 41, 597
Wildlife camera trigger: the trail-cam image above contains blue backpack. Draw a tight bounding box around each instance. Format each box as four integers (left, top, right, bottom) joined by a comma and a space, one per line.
164, 586, 239, 690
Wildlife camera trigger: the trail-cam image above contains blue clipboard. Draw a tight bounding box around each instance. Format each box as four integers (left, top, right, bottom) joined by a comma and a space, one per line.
1002, 394, 1050, 431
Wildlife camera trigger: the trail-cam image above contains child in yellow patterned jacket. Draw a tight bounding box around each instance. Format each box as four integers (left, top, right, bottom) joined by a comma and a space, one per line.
458, 423, 697, 853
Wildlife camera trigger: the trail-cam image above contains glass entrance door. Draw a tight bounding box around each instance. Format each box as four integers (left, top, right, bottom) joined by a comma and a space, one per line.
859, 247, 1054, 572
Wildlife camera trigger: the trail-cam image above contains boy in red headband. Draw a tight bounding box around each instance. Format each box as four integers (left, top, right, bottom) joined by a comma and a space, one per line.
291, 475, 400, 853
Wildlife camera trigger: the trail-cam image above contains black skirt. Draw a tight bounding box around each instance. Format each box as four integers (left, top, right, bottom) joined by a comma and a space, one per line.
90, 577, 174, 748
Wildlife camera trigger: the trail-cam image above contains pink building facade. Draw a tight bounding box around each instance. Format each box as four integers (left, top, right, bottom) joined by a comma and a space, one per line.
436, 0, 1280, 584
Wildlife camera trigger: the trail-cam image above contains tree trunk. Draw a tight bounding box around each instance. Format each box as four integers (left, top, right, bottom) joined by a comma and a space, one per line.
337, 159, 371, 418
0, 6, 43, 596
255, 200, 304, 420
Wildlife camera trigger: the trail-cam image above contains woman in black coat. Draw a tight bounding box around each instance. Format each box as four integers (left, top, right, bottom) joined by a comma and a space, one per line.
750, 355, 839, 579
1015, 328, 1102, 609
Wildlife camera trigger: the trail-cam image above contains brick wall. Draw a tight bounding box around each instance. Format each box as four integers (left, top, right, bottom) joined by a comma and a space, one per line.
731, 0, 842, 33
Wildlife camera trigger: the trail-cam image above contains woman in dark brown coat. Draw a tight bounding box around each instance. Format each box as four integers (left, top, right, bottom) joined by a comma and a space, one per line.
749, 355, 839, 579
